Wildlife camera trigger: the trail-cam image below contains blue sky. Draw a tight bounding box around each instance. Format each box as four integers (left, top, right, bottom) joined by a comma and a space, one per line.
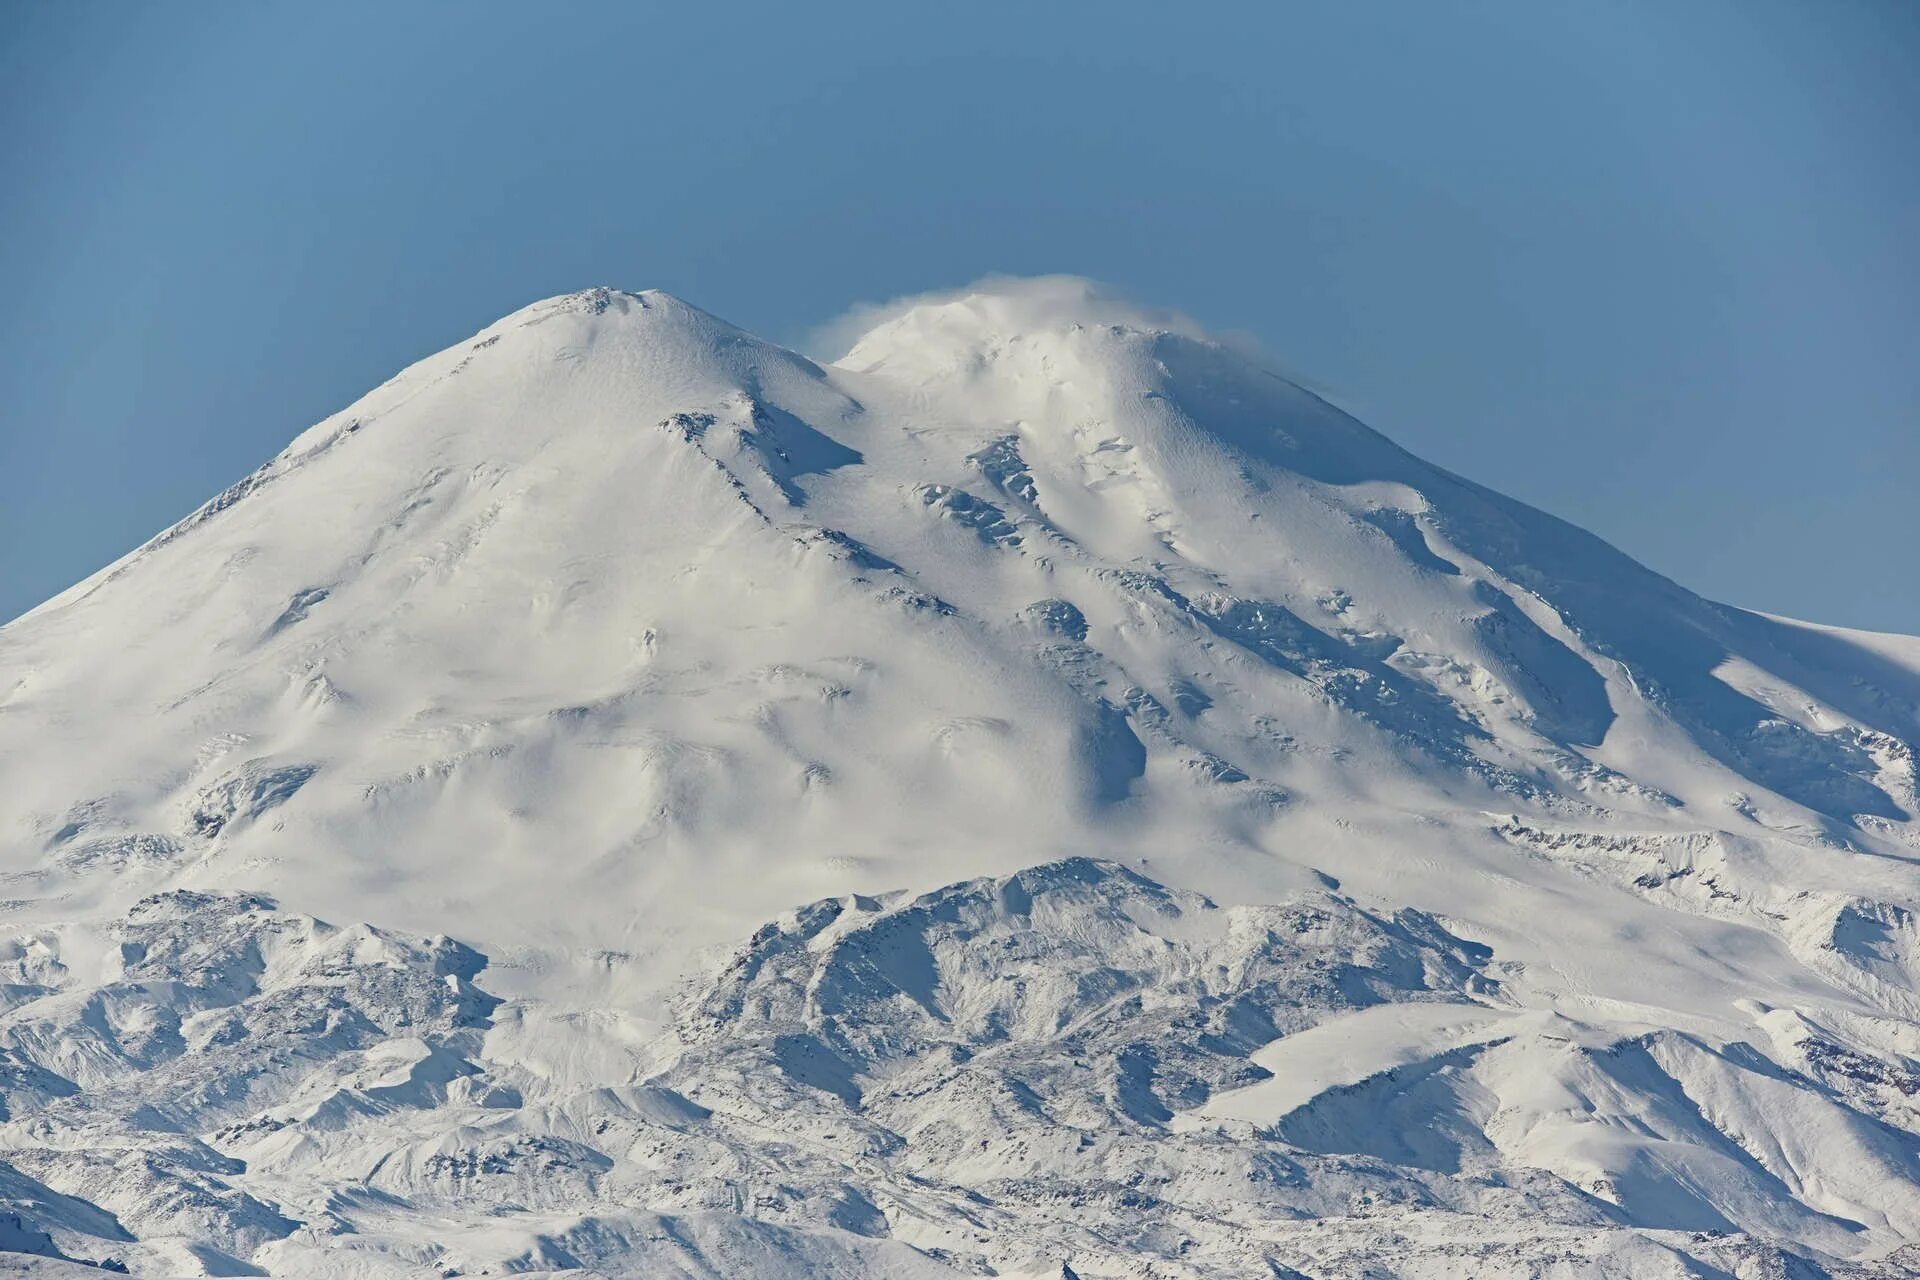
3, 1, 1914, 629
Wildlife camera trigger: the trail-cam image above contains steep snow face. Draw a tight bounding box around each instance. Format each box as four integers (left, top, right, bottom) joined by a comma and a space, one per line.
1, 283, 1918, 1277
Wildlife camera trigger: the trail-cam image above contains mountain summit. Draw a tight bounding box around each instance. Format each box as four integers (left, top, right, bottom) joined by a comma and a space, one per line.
2, 283, 1917, 1277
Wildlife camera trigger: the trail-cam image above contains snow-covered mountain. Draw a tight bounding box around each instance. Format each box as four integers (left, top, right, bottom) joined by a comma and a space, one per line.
2, 280, 1918, 1278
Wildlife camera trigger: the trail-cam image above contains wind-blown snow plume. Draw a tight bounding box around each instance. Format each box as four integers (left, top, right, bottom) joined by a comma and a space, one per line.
807, 275, 1217, 358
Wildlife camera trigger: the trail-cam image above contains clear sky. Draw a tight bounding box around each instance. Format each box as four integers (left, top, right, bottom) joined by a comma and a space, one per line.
3, 1, 1914, 630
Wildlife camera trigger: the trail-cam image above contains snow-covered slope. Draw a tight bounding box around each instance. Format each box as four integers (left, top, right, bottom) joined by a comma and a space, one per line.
1, 281, 1917, 1277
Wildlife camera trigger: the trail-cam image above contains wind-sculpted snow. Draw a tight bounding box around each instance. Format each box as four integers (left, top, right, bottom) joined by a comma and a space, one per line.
2, 282, 1919, 1275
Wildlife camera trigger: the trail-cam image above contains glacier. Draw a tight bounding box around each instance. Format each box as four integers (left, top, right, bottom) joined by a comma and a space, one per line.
0, 280, 1917, 1277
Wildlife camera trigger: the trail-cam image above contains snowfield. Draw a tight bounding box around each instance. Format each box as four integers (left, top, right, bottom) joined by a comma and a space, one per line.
1, 280, 1917, 1277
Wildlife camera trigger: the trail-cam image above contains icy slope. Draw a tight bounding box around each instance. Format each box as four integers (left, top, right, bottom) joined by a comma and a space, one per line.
0, 281, 1916, 1277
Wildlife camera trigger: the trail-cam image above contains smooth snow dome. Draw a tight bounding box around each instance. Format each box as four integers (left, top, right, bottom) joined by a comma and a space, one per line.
3, 4, 1917, 635
1, 283, 1919, 1278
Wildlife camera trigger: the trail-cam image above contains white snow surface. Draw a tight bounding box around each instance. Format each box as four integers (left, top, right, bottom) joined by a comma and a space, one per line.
1, 283, 1918, 1277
